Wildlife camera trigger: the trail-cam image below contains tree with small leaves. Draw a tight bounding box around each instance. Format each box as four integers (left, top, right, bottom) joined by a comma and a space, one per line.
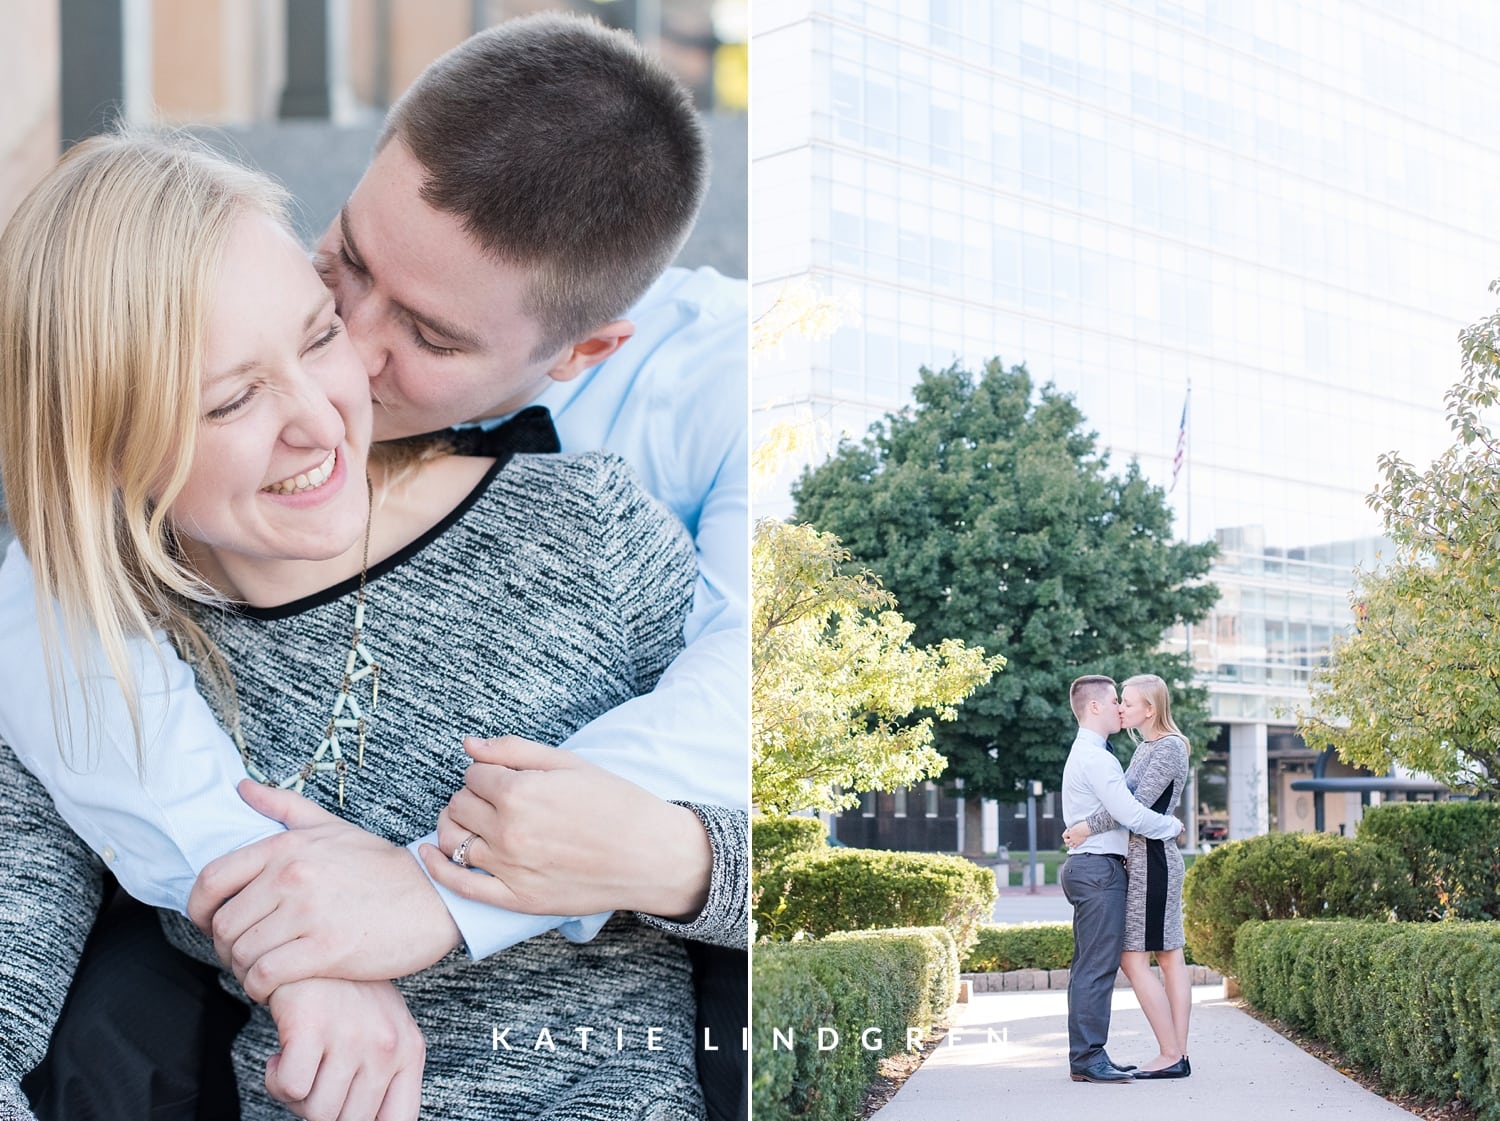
751, 519, 1003, 816
1299, 289, 1500, 796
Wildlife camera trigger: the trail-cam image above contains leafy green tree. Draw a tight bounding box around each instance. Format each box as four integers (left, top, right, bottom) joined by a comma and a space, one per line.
793, 360, 1217, 800
752, 519, 1002, 816
1299, 296, 1500, 796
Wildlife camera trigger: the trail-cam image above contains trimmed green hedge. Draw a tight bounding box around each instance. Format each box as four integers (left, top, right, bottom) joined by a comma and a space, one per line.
755, 848, 998, 955
1181, 832, 1415, 974
752, 815, 828, 877
828, 925, 960, 1019
752, 929, 953, 1121
959, 922, 1199, 972
1357, 802, 1500, 921
962, 923, 1074, 972
1237, 920, 1500, 1119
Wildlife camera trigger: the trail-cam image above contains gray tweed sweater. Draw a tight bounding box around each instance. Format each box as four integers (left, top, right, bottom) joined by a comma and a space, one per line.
0, 451, 747, 1119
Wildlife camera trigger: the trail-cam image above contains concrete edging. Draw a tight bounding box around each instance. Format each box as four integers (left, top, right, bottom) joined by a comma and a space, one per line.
961, 963, 1223, 993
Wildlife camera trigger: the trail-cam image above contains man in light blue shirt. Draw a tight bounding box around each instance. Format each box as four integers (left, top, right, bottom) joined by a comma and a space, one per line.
2, 14, 745, 1120
1059, 675, 1183, 1085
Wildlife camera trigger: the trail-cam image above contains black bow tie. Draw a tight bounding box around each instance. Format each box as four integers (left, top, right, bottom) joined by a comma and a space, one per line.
401, 405, 562, 462
1103, 739, 1118, 756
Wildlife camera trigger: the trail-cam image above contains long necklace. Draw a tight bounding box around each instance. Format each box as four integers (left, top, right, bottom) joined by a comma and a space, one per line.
232, 475, 381, 807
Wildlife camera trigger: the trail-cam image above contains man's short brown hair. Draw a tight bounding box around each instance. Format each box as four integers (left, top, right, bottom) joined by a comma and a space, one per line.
1069, 675, 1117, 721
381, 12, 707, 358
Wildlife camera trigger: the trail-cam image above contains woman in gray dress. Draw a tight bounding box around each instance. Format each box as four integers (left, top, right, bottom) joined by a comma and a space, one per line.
1062, 673, 1192, 1079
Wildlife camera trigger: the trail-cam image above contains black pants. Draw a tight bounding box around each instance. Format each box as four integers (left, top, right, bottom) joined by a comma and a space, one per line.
22, 885, 245, 1121
26, 890, 747, 1120
686, 941, 749, 1121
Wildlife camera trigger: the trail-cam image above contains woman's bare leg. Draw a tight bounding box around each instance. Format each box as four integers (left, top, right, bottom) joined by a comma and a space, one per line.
1119, 950, 1180, 1068
1156, 948, 1192, 1056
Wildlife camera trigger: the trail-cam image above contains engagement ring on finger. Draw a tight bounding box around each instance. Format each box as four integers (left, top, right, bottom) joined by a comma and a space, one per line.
452, 833, 479, 868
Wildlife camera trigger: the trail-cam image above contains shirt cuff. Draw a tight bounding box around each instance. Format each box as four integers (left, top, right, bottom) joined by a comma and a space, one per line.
636, 803, 747, 949
404, 833, 612, 959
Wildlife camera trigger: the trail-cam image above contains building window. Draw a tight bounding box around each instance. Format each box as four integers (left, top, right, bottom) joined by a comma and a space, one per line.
860, 791, 876, 818
893, 787, 908, 817
924, 781, 940, 818
1042, 792, 1056, 818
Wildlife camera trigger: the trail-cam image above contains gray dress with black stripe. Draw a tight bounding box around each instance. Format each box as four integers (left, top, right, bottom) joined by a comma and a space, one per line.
1084, 734, 1189, 952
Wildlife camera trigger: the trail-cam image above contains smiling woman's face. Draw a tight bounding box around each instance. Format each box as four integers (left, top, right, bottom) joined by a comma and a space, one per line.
166, 212, 373, 570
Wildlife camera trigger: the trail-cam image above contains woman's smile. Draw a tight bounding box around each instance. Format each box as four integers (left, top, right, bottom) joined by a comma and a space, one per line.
261, 447, 339, 496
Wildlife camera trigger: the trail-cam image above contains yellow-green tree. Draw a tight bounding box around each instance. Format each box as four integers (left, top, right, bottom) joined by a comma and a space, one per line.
1300, 291, 1500, 795
752, 519, 1003, 816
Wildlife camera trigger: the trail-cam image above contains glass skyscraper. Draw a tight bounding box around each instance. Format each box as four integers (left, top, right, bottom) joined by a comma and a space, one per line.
752, 0, 1500, 841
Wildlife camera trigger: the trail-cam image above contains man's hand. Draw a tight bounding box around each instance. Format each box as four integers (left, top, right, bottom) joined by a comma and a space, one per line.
266, 977, 424, 1121
188, 781, 462, 1001
419, 736, 713, 920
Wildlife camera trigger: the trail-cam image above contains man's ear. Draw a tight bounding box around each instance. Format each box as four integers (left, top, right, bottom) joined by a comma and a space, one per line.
544, 319, 635, 384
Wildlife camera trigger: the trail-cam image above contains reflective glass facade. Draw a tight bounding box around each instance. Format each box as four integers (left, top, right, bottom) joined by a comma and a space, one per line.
752, 0, 1500, 724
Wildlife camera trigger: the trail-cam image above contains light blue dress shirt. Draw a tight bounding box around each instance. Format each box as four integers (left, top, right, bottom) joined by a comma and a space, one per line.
0, 265, 747, 958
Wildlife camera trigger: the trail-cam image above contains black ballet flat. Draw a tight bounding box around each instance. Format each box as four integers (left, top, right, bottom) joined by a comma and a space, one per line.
1132, 1055, 1190, 1080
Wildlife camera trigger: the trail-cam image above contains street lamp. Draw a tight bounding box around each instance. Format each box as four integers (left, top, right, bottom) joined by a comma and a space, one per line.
1025, 779, 1043, 895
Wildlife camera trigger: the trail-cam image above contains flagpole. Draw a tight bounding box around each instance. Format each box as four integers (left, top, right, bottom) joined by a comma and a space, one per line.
1184, 379, 1192, 660
1182, 379, 1195, 851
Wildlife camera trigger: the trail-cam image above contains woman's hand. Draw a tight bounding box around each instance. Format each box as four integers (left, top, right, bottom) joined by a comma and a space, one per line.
266, 977, 424, 1121
420, 736, 713, 920
1061, 821, 1092, 849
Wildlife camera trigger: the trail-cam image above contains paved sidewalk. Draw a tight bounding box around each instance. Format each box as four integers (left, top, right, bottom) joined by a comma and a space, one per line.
991, 885, 1072, 925
873, 986, 1419, 1120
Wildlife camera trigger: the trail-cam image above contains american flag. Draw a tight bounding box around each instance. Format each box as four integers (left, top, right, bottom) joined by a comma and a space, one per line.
1169, 393, 1188, 493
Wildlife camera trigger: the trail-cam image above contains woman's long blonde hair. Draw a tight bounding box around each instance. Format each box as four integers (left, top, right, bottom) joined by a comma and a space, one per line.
0, 132, 290, 763
1122, 673, 1185, 743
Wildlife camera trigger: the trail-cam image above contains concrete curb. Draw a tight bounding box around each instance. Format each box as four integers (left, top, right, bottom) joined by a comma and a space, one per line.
962, 963, 1224, 993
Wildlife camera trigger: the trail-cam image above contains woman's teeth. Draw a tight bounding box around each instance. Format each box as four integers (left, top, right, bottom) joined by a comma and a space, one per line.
263, 449, 337, 495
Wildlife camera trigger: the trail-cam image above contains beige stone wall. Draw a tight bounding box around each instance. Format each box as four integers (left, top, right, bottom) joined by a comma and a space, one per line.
153, 0, 282, 124
150, 0, 468, 122
132, 0, 718, 126
0, 0, 61, 231
387, 0, 470, 102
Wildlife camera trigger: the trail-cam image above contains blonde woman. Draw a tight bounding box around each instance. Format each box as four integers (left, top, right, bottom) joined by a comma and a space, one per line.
1061, 674, 1192, 1079
0, 133, 709, 1119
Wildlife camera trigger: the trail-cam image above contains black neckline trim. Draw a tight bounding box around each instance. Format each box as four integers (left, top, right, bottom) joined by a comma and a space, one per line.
232, 453, 511, 622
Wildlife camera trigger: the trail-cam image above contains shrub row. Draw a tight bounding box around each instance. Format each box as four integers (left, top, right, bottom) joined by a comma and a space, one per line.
755, 848, 998, 955
751, 927, 957, 1121
961, 923, 1074, 973
1181, 831, 1415, 974
958, 922, 1200, 973
752, 815, 828, 877
827, 925, 960, 1021
1357, 802, 1500, 921
1237, 920, 1500, 1119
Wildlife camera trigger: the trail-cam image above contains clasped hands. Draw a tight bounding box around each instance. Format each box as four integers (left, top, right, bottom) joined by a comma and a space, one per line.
186, 735, 712, 1120
1059, 820, 1187, 848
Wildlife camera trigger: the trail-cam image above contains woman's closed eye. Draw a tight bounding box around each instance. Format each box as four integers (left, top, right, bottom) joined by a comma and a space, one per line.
309, 321, 343, 353
207, 385, 257, 421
